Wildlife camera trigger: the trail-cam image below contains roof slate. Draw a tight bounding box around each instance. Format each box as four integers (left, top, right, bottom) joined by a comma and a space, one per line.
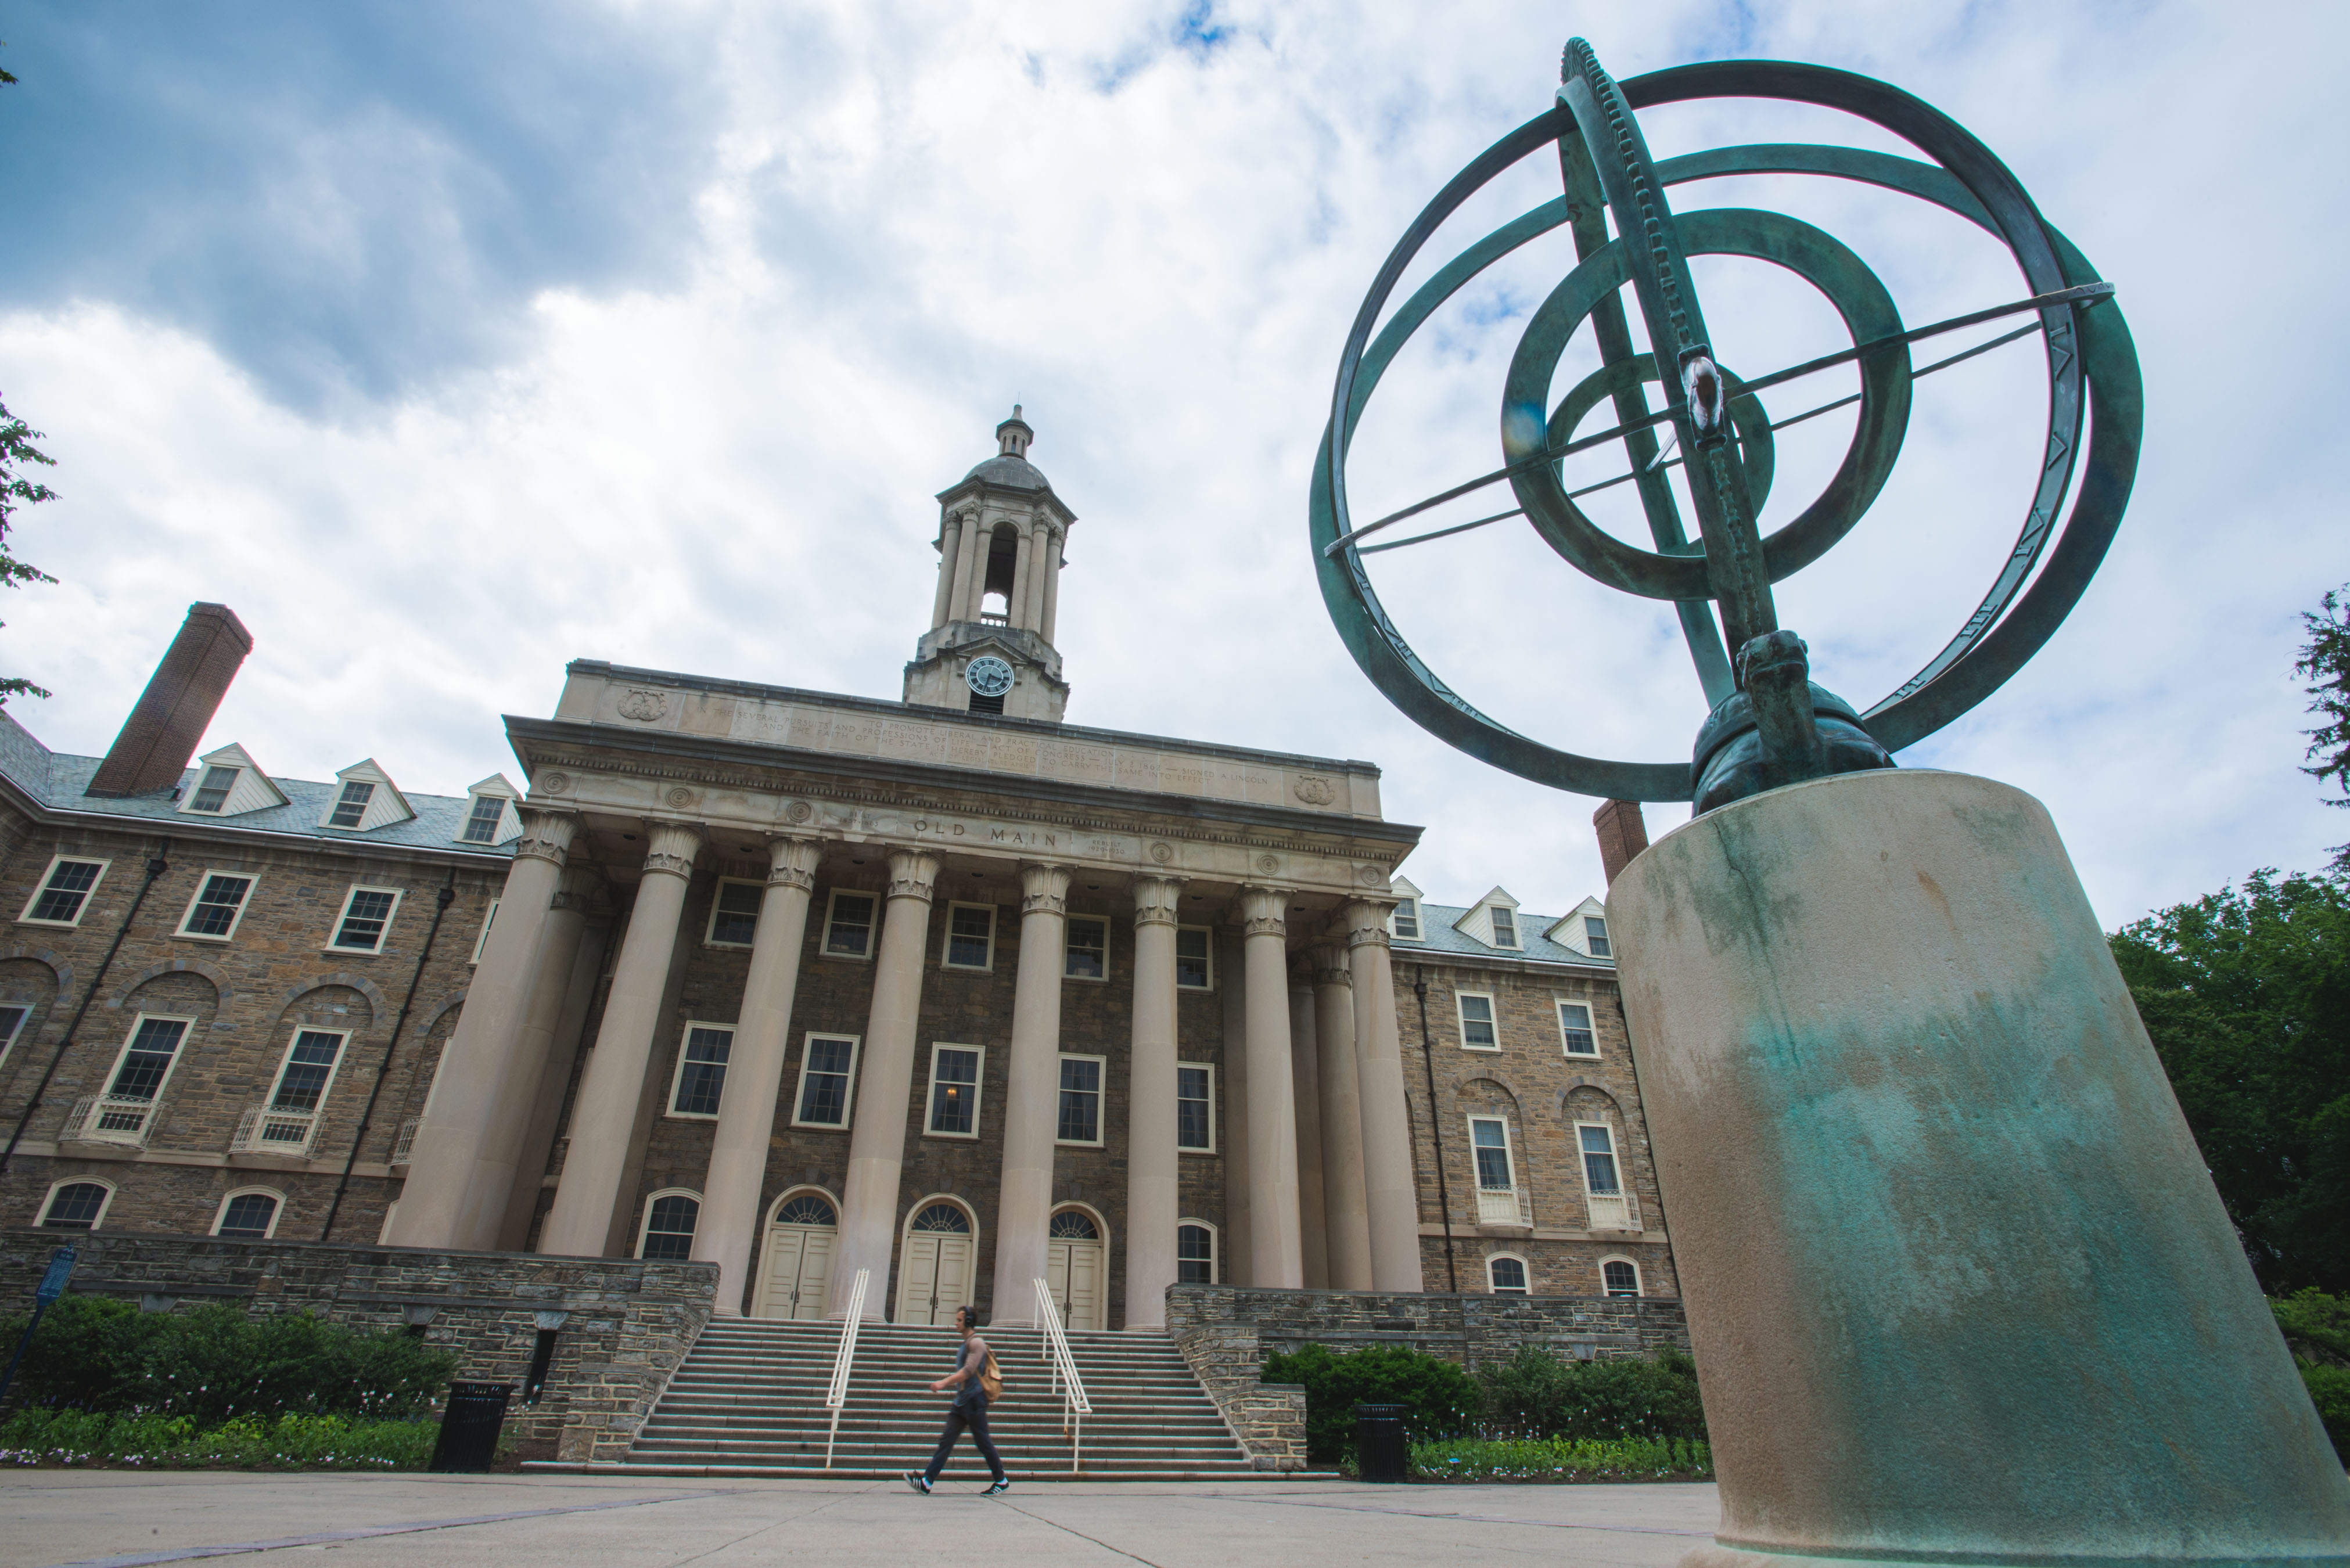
1393, 900, 1612, 970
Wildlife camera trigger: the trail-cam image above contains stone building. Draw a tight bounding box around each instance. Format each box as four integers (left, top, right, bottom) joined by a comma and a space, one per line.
0, 413, 1676, 1336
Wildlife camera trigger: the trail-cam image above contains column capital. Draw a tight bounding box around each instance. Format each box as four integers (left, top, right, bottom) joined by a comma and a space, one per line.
1309, 942, 1353, 987
765, 835, 822, 891
886, 848, 943, 902
512, 808, 578, 868
1021, 861, 1071, 916
1237, 885, 1292, 941
639, 820, 704, 880
1131, 874, 1184, 928
548, 863, 603, 912
1345, 898, 1395, 950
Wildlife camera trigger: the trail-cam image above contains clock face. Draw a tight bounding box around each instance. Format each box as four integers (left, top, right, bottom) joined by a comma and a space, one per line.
964, 656, 1015, 698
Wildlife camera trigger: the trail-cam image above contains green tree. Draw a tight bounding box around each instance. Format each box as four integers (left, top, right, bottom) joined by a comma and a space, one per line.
0, 390, 59, 703
2111, 870, 2350, 1294
2298, 586, 2350, 872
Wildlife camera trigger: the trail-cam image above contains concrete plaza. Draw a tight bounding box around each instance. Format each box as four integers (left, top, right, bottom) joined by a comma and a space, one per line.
3, 1472, 1722, 1568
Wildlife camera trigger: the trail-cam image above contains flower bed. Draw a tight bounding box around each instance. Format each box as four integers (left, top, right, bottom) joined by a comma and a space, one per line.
0, 1408, 444, 1470
1411, 1434, 1713, 1483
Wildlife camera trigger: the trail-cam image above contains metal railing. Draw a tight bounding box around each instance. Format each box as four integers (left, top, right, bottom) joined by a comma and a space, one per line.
1586, 1189, 1637, 1231
231, 1104, 318, 1156
822, 1268, 871, 1470
62, 1095, 161, 1149
1033, 1277, 1092, 1474
1476, 1184, 1533, 1227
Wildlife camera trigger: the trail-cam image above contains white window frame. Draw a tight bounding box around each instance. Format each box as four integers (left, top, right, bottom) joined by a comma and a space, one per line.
38, 1177, 116, 1231
635, 1186, 702, 1260
1600, 1255, 1644, 1297
1487, 1252, 1531, 1294
1576, 1119, 1624, 1195
1175, 1218, 1220, 1285
1488, 905, 1520, 949
666, 1021, 735, 1121
923, 1042, 986, 1139
0, 1001, 32, 1071
19, 854, 109, 928
791, 1032, 863, 1129
324, 778, 378, 830
1063, 914, 1110, 981
1174, 925, 1214, 990
704, 876, 766, 950
1467, 1114, 1518, 1193
1584, 915, 1612, 959
1176, 1061, 1216, 1153
212, 1186, 286, 1239
185, 763, 242, 815
102, 1011, 198, 1103
1389, 899, 1421, 940
820, 889, 879, 961
264, 1025, 352, 1112
940, 901, 998, 972
1054, 1051, 1108, 1148
1456, 990, 1499, 1051
174, 869, 260, 943
1556, 998, 1600, 1058
455, 790, 513, 846
470, 900, 500, 965
326, 884, 405, 954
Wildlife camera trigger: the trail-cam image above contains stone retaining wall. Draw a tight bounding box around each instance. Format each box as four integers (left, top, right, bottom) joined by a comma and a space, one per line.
0, 1231, 716, 1463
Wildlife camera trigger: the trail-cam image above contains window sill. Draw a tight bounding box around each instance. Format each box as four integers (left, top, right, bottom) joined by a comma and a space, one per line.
815, 951, 875, 965
1178, 1146, 1216, 1157
319, 948, 385, 959
939, 963, 996, 975
662, 1111, 720, 1123
172, 932, 238, 945
788, 1120, 851, 1132
1054, 1139, 1105, 1150
16, 918, 86, 930
1563, 1050, 1601, 1060
1461, 1043, 1501, 1053
1062, 973, 1109, 984
703, 941, 755, 952
922, 1130, 980, 1141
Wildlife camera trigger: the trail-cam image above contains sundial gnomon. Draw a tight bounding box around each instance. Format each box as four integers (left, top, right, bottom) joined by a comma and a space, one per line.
1311, 42, 2141, 807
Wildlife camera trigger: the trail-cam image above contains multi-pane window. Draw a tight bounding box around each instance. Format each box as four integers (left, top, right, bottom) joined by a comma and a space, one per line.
178, 873, 255, 940
0, 1003, 29, 1069
268, 1030, 347, 1112
1176, 1222, 1216, 1285
1602, 1259, 1641, 1297
1557, 1001, 1598, 1058
1471, 1117, 1516, 1192
1489, 1256, 1530, 1294
1391, 899, 1421, 940
330, 887, 401, 952
189, 765, 240, 813
926, 1044, 983, 1137
943, 903, 996, 969
459, 793, 508, 844
1584, 916, 1611, 958
1579, 1124, 1622, 1195
669, 1026, 733, 1118
215, 1191, 280, 1239
40, 1181, 110, 1230
823, 892, 876, 959
638, 1192, 700, 1260
23, 858, 105, 925
1065, 915, 1108, 980
1490, 906, 1519, 948
327, 779, 376, 829
109, 1015, 192, 1101
795, 1035, 859, 1127
706, 880, 763, 947
1057, 1055, 1104, 1145
1175, 926, 1212, 989
1457, 992, 1497, 1050
1177, 1064, 1214, 1152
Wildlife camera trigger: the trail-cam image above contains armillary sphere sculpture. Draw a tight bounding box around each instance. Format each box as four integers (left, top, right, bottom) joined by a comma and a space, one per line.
1311, 39, 2142, 810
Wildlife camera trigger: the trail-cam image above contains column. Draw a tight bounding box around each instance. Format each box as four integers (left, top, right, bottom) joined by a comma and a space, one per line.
386, 809, 576, 1250
990, 862, 1070, 1326
1124, 875, 1183, 1328
1023, 524, 1051, 630
947, 512, 983, 624
538, 820, 705, 1257
497, 908, 612, 1251
1238, 887, 1302, 1288
1288, 970, 1329, 1289
930, 516, 963, 629
1313, 944, 1374, 1289
1007, 528, 1034, 629
1348, 900, 1425, 1292
1217, 928, 1252, 1285
831, 848, 941, 1318
1039, 530, 1063, 643
693, 836, 821, 1315
962, 523, 995, 622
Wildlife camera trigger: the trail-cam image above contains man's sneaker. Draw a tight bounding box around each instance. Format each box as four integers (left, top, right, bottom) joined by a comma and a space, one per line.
903, 1472, 932, 1495
982, 1479, 1011, 1497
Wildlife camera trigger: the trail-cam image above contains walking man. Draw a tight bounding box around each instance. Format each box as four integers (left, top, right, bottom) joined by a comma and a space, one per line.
904, 1305, 1009, 1495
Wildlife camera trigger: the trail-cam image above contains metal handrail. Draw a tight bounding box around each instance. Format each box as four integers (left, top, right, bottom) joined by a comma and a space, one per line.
1032, 1277, 1091, 1474
822, 1268, 871, 1470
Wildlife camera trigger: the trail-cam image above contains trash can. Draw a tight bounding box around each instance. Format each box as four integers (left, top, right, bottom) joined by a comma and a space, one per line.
430, 1380, 516, 1473
1353, 1402, 1409, 1483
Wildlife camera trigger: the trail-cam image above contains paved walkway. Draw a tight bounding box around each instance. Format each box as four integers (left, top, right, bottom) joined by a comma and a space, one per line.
2, 1471, 1722, 1568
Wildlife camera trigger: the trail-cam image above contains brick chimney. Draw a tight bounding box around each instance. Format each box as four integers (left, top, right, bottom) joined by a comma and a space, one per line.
85, 603, 253, 799
1592, 797, 1650, 886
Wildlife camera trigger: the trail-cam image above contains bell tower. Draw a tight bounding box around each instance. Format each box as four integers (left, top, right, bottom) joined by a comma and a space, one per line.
903, 407, 1075, 721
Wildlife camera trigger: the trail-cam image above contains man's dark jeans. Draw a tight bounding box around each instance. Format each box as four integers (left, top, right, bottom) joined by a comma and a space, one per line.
922, 1392, 1007, 1484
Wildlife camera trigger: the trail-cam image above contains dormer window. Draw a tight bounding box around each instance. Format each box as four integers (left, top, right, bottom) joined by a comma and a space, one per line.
1490, 907, 1518, 948
459, 794, 506, 844
1391, 899, 1421, 940
328, 781, 375, 829
1584, 916, 1611, 958
189, 767, 239, 814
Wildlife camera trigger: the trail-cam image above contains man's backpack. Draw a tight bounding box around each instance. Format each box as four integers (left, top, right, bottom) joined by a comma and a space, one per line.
980, 1351, 1004, 1401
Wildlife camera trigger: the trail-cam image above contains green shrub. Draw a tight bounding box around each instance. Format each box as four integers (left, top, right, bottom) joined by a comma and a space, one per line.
1476, 1343, 1707, 1442
1260, 1343, 1480, 1465
0, 1408, 441, 1470
1412, 1434, 1712, 1482
0, 1298, 455, 1425
2273, 1288, 2350, 1364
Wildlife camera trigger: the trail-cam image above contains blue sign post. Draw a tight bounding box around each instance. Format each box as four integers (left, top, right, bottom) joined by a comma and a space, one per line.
0, 1244, 78, 1407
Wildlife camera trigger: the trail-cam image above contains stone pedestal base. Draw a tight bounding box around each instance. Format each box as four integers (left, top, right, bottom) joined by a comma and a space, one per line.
1609, 769, 2349, 1568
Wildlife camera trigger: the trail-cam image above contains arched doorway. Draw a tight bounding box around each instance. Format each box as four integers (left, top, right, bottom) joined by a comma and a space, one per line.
1046, 1206, 1107, 1331
896, 1198, 976, 1326
751, 1189, 838, 1320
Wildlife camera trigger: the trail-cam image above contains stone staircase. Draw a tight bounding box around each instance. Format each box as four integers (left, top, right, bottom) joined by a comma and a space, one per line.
576, 1317, 1281, 1480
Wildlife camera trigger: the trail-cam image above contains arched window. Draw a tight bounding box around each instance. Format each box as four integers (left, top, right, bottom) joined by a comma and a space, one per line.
1488, 1254, 1529, 1294
214, 1189, 282, 1239
1601, 1258, 1641, 1297
1048, 1209, 1100, 1240
771, 1191, 837, 1227
39, 1179, 112, 1231
911, 1200, 973, 1233
1176, 1221, 1217, 1285
637, 1189, 702, 1260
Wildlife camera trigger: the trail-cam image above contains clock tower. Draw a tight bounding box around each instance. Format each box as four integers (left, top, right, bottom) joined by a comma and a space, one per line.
903, 407, 1075, 722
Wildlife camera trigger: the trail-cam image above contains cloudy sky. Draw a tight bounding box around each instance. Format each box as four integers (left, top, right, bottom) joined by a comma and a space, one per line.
0, 0, 2340, 927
